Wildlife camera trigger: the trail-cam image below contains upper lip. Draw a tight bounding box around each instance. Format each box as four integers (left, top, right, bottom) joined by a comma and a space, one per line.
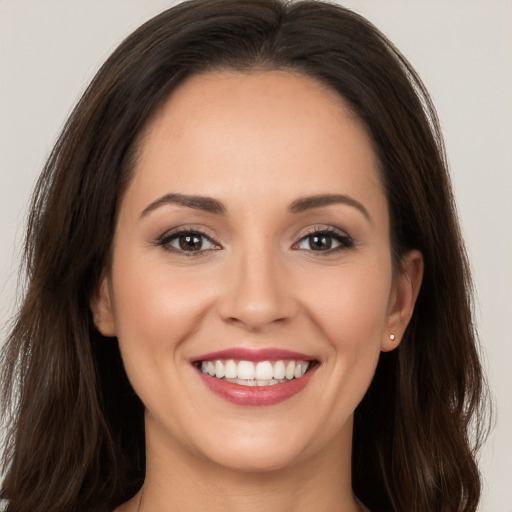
191, 347, 316, 363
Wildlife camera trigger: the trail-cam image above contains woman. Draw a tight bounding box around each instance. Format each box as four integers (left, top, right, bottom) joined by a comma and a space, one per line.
0, 1, 489, 511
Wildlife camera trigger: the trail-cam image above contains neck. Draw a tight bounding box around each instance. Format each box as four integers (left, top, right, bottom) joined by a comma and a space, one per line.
132, 416, 364, 512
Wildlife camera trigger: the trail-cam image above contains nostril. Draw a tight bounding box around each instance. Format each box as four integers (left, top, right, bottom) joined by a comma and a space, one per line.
223, 315, 292, 333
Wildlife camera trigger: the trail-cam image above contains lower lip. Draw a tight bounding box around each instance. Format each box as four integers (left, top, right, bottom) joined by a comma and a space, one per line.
196, 366, 316, 406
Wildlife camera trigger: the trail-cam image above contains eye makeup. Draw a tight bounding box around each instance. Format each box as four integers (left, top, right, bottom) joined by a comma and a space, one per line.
154, 222, 356, 259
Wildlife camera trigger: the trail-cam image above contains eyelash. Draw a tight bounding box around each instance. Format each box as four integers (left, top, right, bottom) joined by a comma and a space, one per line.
292, 227, 355, 253
156, 226, 355, 256
157, 228, 220, 257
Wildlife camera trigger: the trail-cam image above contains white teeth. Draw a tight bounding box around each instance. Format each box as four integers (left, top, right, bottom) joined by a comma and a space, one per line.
255, 361, 273, 380
224, 359, 237, 379
200, 358, 311, 385
273, 360, 285, 379
215, 360, 225, 379
237, 360, 255, 380
233, 378, 256, 386
285, 361, 296, 380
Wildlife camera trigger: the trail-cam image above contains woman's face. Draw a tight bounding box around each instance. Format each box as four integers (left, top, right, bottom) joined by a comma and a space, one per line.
94, 70, 421, 473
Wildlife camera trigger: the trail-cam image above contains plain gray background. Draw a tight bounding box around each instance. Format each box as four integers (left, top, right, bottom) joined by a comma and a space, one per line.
1, 1, 511, 510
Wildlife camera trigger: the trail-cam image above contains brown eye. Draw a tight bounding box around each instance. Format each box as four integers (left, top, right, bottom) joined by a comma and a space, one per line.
307, 234, 333, 251
159, 230, 219, 253
295, 229, 354, 252
178, 234, 203, 251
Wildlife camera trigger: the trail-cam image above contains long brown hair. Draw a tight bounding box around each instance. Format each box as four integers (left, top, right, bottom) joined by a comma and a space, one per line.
1, 1, 489, 510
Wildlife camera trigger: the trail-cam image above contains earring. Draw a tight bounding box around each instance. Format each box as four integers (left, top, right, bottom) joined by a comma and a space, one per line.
389, 334, 395, 341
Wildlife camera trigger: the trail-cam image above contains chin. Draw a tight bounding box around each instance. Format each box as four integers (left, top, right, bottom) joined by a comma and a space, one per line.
187, 415, 346, 475
202, 438, 308, 474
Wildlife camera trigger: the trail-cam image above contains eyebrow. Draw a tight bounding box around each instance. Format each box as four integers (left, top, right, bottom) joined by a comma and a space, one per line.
140, 192, 371, 222
289, 194, 372, 222
140, 193, 226, 217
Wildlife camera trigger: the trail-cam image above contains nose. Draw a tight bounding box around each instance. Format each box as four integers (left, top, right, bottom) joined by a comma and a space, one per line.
217, 246, 298, 332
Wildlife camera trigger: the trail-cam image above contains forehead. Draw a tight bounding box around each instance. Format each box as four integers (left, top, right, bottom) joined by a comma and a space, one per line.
126, 70, 386, 217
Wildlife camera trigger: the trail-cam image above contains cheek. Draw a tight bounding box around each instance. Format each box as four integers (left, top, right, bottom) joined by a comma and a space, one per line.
302, 259, 390, 403
109, 255, 216, 369
303, 260, 393, 350
108, 255, 222, 430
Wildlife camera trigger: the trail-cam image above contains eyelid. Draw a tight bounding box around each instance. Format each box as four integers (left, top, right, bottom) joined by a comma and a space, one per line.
292, 225, 355, 252
154, 224, 354, 255
156, 226, 222, 254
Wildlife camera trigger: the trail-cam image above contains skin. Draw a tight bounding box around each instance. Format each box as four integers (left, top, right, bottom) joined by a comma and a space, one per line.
93, 70, 423, 512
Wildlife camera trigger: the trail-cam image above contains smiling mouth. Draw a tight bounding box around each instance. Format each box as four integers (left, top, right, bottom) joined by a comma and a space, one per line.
196, 359, 313, 387
192, 348, 318, 405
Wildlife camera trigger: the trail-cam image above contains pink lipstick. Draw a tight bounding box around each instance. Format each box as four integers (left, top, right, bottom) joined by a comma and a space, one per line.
192, 348, 317, 406
192, 347, 315, 363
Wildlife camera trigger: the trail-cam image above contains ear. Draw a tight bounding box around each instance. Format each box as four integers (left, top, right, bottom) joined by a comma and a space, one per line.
381, 250, 423, 352
90, 272, 117, 337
